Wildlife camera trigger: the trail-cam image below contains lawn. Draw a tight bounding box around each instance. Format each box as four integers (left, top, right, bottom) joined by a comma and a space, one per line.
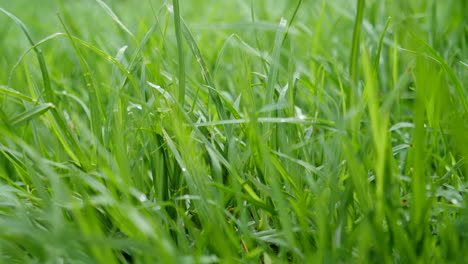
0, 0, 467, 263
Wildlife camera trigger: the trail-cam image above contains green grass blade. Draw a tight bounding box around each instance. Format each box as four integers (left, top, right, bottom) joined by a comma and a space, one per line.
349, 0, 365, 84
57, 14, 104, 146
410, 31, 468, 113
281, 0, 304, 45
374, 17, 392, 71
172, 0, 186, 106
0, 85, 37, 103
95, 0, 135, 39
0, 8, 53, 102
10, 103, 54, 126
265, 18, 287, 112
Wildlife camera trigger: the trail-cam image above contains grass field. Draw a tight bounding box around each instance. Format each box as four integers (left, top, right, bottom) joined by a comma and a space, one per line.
0, 0, 467, 263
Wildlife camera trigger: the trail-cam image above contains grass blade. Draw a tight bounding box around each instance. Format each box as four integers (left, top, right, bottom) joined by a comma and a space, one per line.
95, 0, 135, 39
0, 85, 37, 103
58, 14, 104, 146
349, 0, 365, 84
10, 103, 54, 126
172, 0, 186, 106
265, 18, 287, 112
0, 8, 53, 102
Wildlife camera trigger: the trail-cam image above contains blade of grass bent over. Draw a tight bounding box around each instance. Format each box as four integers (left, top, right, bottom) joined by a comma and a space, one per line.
0, 8, 53, 102
0, 85, 37, 103
95, 0, 135, 39
10, 103, 55, 126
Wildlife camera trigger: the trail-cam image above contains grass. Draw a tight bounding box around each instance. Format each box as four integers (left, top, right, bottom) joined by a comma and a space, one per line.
0, 0, 467, 263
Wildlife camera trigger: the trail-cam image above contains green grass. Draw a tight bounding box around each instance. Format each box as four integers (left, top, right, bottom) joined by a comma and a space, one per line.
0, 0, 467, 263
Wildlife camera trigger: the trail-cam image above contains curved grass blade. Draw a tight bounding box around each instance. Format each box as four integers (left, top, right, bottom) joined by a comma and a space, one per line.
179, 20, 228, 121
0, 8, 53, 102
8, 33, 65, 86
10, 103, 55, 126
374, 17, 392, 71
213, 34, 236, 77
95, 0, 135, 39
119, 21, 158, 91
213, 34, 266, 78
71, 36, 140, 97
0, 85, 37, 103
410, 31, 468, 113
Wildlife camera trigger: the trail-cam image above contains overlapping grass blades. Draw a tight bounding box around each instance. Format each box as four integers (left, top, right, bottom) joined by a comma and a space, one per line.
0, 0, 466, 263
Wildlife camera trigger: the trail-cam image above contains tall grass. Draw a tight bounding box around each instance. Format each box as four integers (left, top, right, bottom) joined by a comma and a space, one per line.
0, 0, 467, 263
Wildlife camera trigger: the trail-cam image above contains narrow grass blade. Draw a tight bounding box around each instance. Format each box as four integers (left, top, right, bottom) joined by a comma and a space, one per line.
71, 36, 140, 97
374, 17, 392, 71
281, 0, 304, 45
349, 0, 365, 84
58, 14, 104, 146
0, 85, 37, 103
0, 8, 53, 102
179, 20, 228, 121
10, 103, 55, 126
95, 0, 135, 39
410, 31, 468, 113
171, 0, 186, 106
265, 18, 287, 112
8, 33, 65, 86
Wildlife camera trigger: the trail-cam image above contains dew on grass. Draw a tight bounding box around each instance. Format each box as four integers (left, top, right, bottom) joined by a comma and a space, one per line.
166, 4, 173, 13
139, 193, 148, 202
127, 102, 142, 112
